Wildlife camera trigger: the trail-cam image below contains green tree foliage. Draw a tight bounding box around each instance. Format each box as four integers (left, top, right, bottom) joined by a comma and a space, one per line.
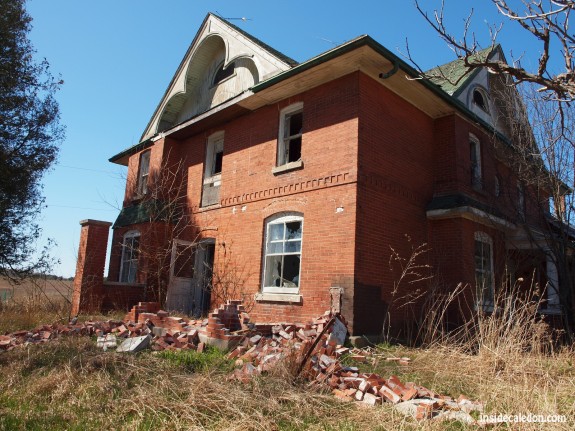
0, 0, 64, 279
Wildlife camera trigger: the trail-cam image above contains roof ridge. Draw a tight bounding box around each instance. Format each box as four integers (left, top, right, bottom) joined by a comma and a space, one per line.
212, 13, 299, 67
425, 45, 500, 95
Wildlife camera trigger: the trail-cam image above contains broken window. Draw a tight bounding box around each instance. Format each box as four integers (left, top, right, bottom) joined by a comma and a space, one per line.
201, 132, 224, 207
469, 135, 482, 190
137, 150, 151, 196
213, 61, 235, 86
262, 213, 303, 294
120, 230, 140, 283
472, 88, 489, 112
474, 232, 494, 309
277, 103, 303, 167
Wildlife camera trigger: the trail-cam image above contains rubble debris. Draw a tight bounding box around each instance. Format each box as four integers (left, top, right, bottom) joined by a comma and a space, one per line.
0, 300, 482, 422
96, 333, 118, 350
116, 334, 151, 353
224, 309, 482, 422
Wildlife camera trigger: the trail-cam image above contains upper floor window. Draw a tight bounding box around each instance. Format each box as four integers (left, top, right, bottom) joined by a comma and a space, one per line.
212, 61, 235, 86
494, 176, 501, 197
205, 132, 224, 179
277, 103, 303, 168
201, 132, 224, 207
517, 182, 526, 221
262, 213, 303, 294
137, 150, 151, 196
472, 87, 490, 113
469, 134, 482, 190
120, 230, 140, 283
474, 231, 494, 309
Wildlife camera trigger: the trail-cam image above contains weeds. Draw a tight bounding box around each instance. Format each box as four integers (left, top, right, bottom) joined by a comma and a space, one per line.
157, 346, 233, 373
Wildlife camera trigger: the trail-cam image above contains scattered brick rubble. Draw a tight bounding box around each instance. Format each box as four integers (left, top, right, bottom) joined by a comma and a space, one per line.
224, 310, 482, 422
0, 300, 482, 421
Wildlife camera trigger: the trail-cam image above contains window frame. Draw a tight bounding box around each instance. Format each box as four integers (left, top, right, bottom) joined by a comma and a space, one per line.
119, 230, 140, 283
137, 150, 151, 196
469, 134, 482, 190
472, 87, 490, 113
203, 131, 224, 186
276, 102, 304, 168
261, 212, 304, 295
474, 231, 495, 310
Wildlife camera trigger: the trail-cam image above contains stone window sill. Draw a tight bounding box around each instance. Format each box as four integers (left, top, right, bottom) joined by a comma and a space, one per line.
272, 160, 303, 175
255, 292, 302, 304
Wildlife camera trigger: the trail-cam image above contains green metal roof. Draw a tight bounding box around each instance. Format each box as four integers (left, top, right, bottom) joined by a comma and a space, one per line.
113, 200, 173, 228
426, 193, 505, 219
425, 46, 496, 96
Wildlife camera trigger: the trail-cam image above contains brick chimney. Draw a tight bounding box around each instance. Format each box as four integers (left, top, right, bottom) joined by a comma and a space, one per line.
71, 219, 112, 315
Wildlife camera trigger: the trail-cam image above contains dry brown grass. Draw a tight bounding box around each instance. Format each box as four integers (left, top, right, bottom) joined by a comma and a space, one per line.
1, 332, 572, 430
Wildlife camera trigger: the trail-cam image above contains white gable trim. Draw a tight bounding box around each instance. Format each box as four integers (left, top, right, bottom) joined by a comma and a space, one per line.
141, 14, 293, 142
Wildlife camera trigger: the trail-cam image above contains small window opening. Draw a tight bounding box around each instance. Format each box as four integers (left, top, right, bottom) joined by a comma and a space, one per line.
213, 149, 223, 175
213, 62, 235, 86
284, 111, 303, 164
470, 137, 482, 190
473, 88, 489, 112
137, 150, 151, 196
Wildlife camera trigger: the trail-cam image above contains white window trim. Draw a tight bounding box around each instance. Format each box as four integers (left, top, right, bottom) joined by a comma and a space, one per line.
119, 230, 140, 283
137, 150, 151, 196
474, 231, 494, 311
261, 212, 303, 295
277, 102, 303, 167
470, 134, 482, 190
203, 131, 224, 187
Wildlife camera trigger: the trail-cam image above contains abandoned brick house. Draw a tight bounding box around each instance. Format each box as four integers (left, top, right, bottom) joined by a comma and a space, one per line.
72, 13, 567, 336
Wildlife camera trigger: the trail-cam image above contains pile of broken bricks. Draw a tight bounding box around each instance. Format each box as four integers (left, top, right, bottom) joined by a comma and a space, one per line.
0, 301, 482, 422
226, 311, 483, 422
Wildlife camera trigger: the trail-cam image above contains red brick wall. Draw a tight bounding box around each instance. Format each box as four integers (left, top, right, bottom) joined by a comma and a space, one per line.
105, 69, 552, 336
72, 220, 112, 315
112, 73, 361, 326
354, 73, 436, 335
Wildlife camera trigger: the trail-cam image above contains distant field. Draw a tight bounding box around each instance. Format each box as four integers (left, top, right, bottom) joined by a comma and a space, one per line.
0, 277, 73, 302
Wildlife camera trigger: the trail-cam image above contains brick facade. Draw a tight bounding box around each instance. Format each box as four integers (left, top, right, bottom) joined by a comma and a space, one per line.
73, 19, 560, 335
72, 220, 112, 315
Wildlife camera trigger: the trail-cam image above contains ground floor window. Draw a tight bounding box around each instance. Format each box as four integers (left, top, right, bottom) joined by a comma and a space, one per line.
262, 213, 303, 294
120, 230, 140, 283
474, 231, 494, 308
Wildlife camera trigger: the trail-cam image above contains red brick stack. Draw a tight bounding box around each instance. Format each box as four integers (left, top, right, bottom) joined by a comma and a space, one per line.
124, 301, 161, 323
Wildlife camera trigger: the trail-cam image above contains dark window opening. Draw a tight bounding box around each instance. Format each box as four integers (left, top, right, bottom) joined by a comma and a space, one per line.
473, 89, 488, 112
213, 62, 235, 85
283, 111, 303, 164
288, 137, 301, 163
213, 150, 223, 175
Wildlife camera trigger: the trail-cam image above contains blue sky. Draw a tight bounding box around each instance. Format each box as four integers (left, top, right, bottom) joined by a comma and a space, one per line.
24, 1, 545, 276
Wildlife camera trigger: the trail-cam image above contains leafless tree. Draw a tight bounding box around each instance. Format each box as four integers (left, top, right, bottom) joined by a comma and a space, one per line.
411, 1, 575, 336
413, 0, 575, 103
127, 152, 252, 314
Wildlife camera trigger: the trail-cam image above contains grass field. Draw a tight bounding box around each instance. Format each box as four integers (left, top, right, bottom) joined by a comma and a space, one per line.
0, 276, 73, 334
